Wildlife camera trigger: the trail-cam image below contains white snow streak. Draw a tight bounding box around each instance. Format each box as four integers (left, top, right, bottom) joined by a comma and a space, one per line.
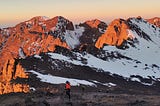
28, 70, 95, 86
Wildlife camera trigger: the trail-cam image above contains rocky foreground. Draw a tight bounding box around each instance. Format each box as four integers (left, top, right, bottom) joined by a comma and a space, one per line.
0, 86, 160, 106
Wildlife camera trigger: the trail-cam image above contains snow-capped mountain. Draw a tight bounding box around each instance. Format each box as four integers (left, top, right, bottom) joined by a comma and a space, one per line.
0, 16, 160, 94
95, 17, 160, 78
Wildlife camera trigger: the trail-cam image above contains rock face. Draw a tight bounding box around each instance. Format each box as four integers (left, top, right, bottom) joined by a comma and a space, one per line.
95, 17, 160, 49
147, 17, 160, 27
85, 19, 106, 29
0, 16, 76, 67
79, 19, 107, 52
95, 19, 130, 49
1, 59, 28, 81
0, 59, 29, 94
0, 16, 76, 94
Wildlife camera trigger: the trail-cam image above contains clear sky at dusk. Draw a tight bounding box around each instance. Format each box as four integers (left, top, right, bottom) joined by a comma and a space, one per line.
0, 0, 160, 28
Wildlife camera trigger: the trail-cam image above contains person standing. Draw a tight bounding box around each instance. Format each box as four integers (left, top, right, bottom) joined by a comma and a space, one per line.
65, 81, 71, 100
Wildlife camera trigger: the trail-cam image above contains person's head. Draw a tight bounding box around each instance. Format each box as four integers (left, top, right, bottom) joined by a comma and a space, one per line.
66, 81, 69, 84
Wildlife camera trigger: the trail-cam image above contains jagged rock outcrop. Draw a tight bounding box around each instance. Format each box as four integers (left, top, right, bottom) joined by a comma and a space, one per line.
0, 58, 29, 94
95, 17, 160, 49
0, 82, 29, 95
1, 59, 27, 82
0, 28, 11, 52
95, 19, 130, 49
85, 19, 107, 29
79, 19, 107, 50
147, 17, 160, 27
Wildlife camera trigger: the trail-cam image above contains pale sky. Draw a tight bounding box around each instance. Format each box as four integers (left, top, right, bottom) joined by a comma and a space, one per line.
0, 0, 160, 28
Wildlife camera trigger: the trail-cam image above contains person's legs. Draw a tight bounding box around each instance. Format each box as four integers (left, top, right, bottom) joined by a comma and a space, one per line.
66, 89, 71, 100
68, 90, 70, 100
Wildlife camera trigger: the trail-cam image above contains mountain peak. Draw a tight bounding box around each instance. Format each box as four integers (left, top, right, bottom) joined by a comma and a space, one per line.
85, 19, 103, 28
95, 18, 129, 48
54, 16, 67, 20
30, 16, 50, 21
147, 17, 160, 27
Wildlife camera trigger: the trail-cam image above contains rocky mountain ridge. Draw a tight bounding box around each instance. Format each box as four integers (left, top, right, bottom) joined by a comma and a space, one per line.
147, 17, 160, 27
0, 16, 160, 94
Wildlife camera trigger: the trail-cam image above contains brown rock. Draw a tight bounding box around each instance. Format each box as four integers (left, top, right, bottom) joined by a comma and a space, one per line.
147, 17, 160, 27
85, 19, 101, 28
95, 19, 130, 49
0, 58, 29, 94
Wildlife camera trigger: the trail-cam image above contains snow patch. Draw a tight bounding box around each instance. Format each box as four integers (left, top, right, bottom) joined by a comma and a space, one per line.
18, 47, 26, 59
28, 70, 95, 86
34, 55, 41, 59
103, 83, 116, 87
30, 87, 36, 91
99, 28, 105, 33
41, 16, 50, 21
127, 29, 136, 39
141, 82, 154, 86
130, 77, 154, 86
130, 77, 141, 82
64, 26, 84, 49
92, 80, 116, 87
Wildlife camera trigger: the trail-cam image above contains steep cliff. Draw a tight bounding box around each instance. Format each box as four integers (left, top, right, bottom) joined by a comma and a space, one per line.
0, 59, 29, 94
95, 19, 130, 49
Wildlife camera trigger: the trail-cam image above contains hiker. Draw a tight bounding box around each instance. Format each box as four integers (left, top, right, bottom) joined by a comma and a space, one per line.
65, 81, 71, 100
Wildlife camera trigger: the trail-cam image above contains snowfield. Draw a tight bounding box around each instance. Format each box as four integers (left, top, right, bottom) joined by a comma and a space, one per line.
47, 48, 160, 79
28, 70, 96, 86
28, 70, 117, 87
